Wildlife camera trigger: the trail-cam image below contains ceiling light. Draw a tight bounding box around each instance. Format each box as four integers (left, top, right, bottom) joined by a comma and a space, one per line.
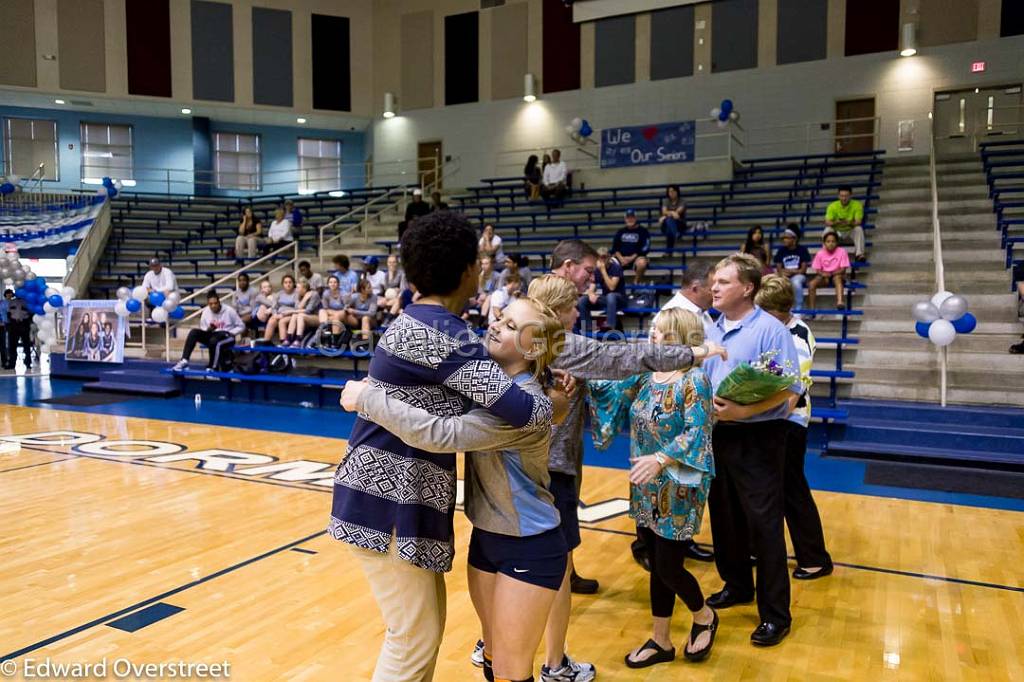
328, 190, 347, 197
523, 74, 537, 103
383, 92, 396, 119
297, 117, 307, 124
900, 23, 917, 57
181, 108, 192, 115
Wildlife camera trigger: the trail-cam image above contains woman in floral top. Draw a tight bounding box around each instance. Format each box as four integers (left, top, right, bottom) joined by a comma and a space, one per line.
589, 307, 720, 668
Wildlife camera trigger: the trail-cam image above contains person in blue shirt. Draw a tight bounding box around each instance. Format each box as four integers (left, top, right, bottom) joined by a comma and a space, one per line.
577, 247, 627, 333
329, 212, 560, 682
612, 208, 651, 284
701, 253, 804, 648
330, 254, 360, 298
771, 225, 812, 312
284, 200, 302, 233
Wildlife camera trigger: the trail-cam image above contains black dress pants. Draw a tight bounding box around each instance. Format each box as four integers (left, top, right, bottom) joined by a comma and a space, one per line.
6, 322, 31, 368
182, 329, 234, 369
708, 420, 791, 627
783, 421, 831, 569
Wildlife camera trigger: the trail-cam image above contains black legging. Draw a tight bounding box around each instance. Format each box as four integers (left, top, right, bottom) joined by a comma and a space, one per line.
639, 526, 705, 618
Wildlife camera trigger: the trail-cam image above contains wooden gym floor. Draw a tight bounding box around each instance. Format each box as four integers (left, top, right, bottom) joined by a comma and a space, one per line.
1, 404, 1023, 681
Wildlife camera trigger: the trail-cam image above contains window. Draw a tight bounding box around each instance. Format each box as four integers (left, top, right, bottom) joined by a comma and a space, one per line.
3, 118, 59, 181
214, 132, 261, 191
297, 138, 342, 193
80, 122, 134, 183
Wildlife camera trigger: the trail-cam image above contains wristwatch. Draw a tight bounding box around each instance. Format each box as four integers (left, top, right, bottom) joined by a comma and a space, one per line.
654, 453, 667, 467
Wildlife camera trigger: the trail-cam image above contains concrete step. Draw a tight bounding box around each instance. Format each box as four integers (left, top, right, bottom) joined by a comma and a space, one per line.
848, 382, 1024, 407
857, 331, 1022, 352
857, 318, 1020, 334
883, 214, 996, 230
867, 246, 1005, 266
883, 198, 994, 216
880, 186, 989, 202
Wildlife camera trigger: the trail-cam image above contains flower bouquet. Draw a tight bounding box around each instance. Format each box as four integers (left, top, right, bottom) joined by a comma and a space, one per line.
716, 350, 797, 405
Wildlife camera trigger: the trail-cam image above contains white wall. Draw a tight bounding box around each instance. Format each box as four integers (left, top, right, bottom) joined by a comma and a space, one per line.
370, 35, 1024, 188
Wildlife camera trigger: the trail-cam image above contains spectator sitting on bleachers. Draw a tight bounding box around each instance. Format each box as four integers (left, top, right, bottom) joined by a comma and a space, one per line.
612, 209, 650, 284
172, 292, 244, 372
383, 254, 407, 297
658, 185, 687, 253
285, 279, 322, 347
488, 271, 521, 324
399, 188, 431, 240
741, 226, 772, 272
524, 155, 542, 200
262, 274, 299, 344
807, 232, 850, 316
363, 256, 387, 297
431, 191, 449, 212
542, 148, 568, 201
234, 207, 261, 262
824, 185, 866, 263
285, 200, 303, 233
319, 275, 349, 348
252, 280, 275, 334
233, 273, 256, 333
265, 208, 294, 252
298, 260, 324, 292
142, 258, 178, 304
772, 225, 812, 311
475, 256, 501, 319
344, 279, 379, 342
517, 255, 534, 287
578, 247, 626, 333
330, 254, 360, 298
657, 262, 715, 334
479, 223, 505, 264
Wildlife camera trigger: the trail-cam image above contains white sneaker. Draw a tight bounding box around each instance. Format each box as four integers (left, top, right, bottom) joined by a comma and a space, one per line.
540, 655, 596, 682
172, 359, 188, 371
470, 639, 485, 668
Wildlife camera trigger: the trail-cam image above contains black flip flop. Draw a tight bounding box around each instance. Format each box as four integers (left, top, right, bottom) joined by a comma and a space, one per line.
684, 609, 719, 662
624, 638, 676, 669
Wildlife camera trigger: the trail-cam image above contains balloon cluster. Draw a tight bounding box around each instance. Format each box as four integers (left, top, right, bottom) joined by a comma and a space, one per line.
912, 291, 977, 346
1, 253, 73, 349
710, 99, 740, 129
113, 286, 184, 323
566, 117, 594, 144
96, 176, 123, 199
0, 174, 22, 196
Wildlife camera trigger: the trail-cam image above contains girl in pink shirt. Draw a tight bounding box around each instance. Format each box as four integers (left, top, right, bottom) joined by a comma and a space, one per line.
808, 231, 850, 313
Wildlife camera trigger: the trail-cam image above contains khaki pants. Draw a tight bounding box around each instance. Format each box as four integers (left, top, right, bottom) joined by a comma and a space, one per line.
352, 543, 447, 682
823, 226, 865, 258
234, 234, 260, 258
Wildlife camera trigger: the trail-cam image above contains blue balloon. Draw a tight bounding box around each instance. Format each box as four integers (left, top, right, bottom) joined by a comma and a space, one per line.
0, 182, 14, 195
721, 99, 734, 114
952, 312, 977, 334
14, 287, 27, 299
915, 321, 931, 339
125, 298, 142, 313
579, 120, 593, 137
718, 110, 729, 122
169, 306, 186, 320
102, 176, 113, 187
48, 295, 64, 308
148, 291, 165, 307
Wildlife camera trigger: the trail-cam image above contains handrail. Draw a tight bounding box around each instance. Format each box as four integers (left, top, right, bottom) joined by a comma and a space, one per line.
62, 199, 112, 297
928, 116, 948, 407
318, 186, 408, 271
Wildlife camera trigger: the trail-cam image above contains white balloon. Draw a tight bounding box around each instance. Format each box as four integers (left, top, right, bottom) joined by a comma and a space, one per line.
6, 174, 21, 184
114, 300, 130, 317
13, 278, 24, 288
131, 285, 148, 302
39, 319, 54, 332
161, 299, 177, 312
151, 307, 168, 323
25, 272, 36, 280
570, 117, 582, 132
44, 287, 58, 298
165, 291, 181, 307
62, 286, 76, 300
114, 180, 123, 190
710, 107, 721, 118
42, 302, 55, 314
32, 314, 45, 325
928, 319, 957, 346
729, 111, 740, 121
115, 286, 130, 300
930, 290, 954, 308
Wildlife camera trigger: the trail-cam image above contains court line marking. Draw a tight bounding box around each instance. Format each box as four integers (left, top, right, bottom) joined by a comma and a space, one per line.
12, 445, 1024, 596
0, 530, 327, 662
0, 456, 76, 474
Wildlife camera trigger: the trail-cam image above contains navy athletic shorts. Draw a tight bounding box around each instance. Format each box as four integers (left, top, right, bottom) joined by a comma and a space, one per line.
548, 471, 581, 551
468, 527, 568, 591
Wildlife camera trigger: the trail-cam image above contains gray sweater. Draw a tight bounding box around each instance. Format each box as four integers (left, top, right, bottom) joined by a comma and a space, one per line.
549, 333, 694, 478
356, 375, 558, 537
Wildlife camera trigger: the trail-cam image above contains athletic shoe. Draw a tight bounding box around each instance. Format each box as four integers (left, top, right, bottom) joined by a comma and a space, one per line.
540, 655, 596, 682
470, 639, 485, 668
172, 359, 188, 371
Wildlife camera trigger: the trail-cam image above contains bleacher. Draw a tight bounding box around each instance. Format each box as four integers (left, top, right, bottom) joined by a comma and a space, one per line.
157, 149, 884, 436
980, 139, 1024, 280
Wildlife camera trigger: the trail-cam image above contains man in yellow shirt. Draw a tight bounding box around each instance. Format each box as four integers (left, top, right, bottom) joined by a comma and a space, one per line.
824, 186, 865, 262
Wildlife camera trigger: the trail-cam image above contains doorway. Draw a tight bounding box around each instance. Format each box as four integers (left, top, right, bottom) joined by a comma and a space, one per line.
418, 140, 443, 190
835, 98, 876, 154
933, 84, 1023, 156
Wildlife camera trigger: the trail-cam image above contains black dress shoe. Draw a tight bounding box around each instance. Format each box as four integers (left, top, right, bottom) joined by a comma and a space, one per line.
683, 540, 714, 562
571, 571, 599, 594
793, 560, 834, 581
706, 587, 754, 609
750, 622, 790, 646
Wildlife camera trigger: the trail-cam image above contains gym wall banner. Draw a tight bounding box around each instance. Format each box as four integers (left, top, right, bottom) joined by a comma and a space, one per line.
600, 120, 696, 169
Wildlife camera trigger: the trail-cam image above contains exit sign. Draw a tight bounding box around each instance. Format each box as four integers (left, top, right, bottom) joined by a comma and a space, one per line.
971, 61, 986, 73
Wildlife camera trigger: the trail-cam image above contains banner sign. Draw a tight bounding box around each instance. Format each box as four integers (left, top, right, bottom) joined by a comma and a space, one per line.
600, 120, 696, 168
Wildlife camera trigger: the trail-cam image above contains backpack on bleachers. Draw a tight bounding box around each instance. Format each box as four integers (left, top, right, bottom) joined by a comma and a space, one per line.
232, 350, 268, 374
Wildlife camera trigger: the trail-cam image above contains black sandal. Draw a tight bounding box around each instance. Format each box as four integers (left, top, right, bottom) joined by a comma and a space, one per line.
624, 638, 676, 669
684, 609, 719, 662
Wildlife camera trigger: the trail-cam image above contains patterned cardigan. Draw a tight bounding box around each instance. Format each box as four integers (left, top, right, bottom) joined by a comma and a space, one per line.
328, 303, 553, 573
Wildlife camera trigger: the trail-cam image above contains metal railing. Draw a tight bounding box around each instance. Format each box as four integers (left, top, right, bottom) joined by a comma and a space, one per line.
743, 116, 881, 159
928, 117, 948, 407
317, 186, 407, 271
62, 200, 113, 299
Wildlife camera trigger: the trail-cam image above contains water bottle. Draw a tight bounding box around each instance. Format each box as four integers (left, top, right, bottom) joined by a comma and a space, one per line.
194, 393, 202, 407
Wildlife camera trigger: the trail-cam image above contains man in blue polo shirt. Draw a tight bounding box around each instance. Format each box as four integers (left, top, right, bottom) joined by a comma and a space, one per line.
701, 253, 804, 648
611, 208, 650, 284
